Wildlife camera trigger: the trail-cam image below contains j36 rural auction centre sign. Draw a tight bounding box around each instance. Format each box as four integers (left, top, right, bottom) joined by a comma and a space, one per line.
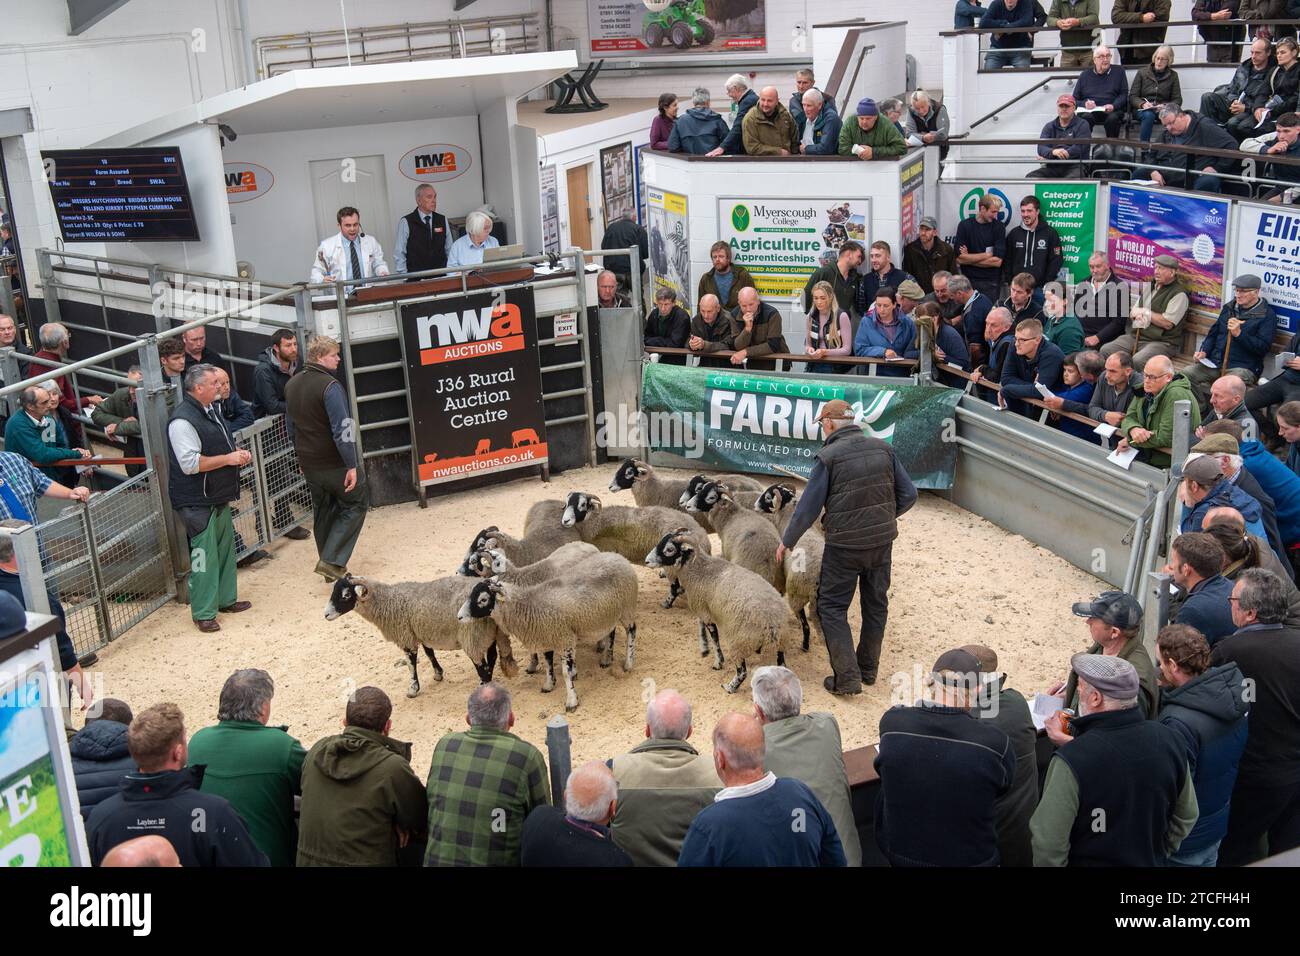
399, 288, 549, 487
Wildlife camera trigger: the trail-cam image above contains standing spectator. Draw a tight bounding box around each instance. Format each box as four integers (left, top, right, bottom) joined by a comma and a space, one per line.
949, 275, 995, 359
1026, 94, 1093, 178
1231, 423, 1300, 548
956, 0, 989, 27
0, 532, 89, 705
913, 303, 972, 380
875, 649, 1016, 866
999, 318, 1066, 415
180, 326, 227, 374
880, 97, 907, 138
687, 294, 735, 368
595, 270, 630, 308
854, 287, 918, 378
1201, 37, 1280, 141
778, 399, 918, 692
1004, 196, 1064, 296
930, 271, 966, 325
677, 713, 846, 867
752, 666, 862, 866
1048, 590, 1159, 720
894, 280, 929, 327
600, 214, 648, 294
423, 682, 549, 867
86, 703, 268, 867
1240, 0, 1295, 41
788, 68, 837, 116
4, 385, 89, 484
1112, 0, 1172, 65
837, 98, 908, 161
521, 761, 632, 867
1166, 533, 1238, 644
1049, 0, 1101, 67
284, 336, 366, 583
903, 217, 957, 295
187, 668, 306, 868
802, 240, 862, 315
707, 74, 758, 157
643, 287, 691, 363
609, 689, 719, 866
969, 307, 1017, 391
1194, 431, 1289, 571
802, 281, 852, 375
1278, 401, 1300, 473
1072, 44, 1129, 138
1032, 655, 1198, 865
69, 698, 135, 822
650, 93, 678, 151
212, 367, 254, 433
0, 449, 89, 522
1206, 505, 1299, 589
741, 86, 799, 157
698, 241, 755, 313
1075, 251, 1128, 348
0, 312, 32, 384
669, 87, 729, 155
158, 338, 187, 410
856, 240, 911, 315
297, 686, 428, 867
251, 329, 299, 418
954, 192, 1007, 303
33, 321, 100, 447
166, 363, 251, 633
1042, 285, 1085, 354
728, 287, 789, 371
1178, 454, 1273, 551
1157, 624, 1250, 866
1130, 45, 1183, 142
1116, 356, 1200, 469
1194, 0, 1245, 64
983, 0, 1040, 69
1100, 254, 1189, 366
1184, 274, 1278, 409
90, 367, 145, 478
1212, 568, 1300, 863
100, 835, 181, 868
795, 89, 842, 156
901, 91, 951, 161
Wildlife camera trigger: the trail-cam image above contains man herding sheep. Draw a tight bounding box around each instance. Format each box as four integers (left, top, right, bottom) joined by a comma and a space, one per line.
777, 399, 917, 694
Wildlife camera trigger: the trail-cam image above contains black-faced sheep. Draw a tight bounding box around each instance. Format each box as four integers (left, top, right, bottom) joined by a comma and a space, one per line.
461, 541, 600, 583
607, 457, 764, 532
459, 516, 581, 573
753, 483, 798, 532
683, 480, 785, 593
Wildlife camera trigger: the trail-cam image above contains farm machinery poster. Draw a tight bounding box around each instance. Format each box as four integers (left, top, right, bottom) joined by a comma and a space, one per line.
399, 287, 550, 488
589, 0, 766, 56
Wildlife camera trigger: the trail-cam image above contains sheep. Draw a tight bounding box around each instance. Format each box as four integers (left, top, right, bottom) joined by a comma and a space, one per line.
753, 483, 799, 533
607, 457, 765, 532
458, 516, 580, 573
683, 480, 785, 594
324, 574, 517, 698
456, 552, 639, 711
781, 524, 825, 654
522, 499, 569, 540
461, 541, 600, 584
645, 529, 790, 694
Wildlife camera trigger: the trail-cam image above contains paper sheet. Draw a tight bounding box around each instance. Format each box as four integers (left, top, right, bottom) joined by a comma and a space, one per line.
1108, 445, 1140, 470
1094, 422, 1117, 438
1198, 356, 1217, 368
1034, 381, 1054, 399
1031, 694, 1065, 732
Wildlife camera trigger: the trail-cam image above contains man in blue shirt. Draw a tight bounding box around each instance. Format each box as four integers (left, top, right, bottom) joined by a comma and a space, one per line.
1166, 532, 1238, 645
955, 0, 989, 28
983, 0, 1039, 69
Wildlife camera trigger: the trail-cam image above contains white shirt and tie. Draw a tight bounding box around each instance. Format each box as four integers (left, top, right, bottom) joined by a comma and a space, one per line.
394, 211, 454, 273
310, 231, 390, 284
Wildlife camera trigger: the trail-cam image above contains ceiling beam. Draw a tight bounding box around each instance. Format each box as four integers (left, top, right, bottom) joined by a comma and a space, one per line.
67, 0, 133, 36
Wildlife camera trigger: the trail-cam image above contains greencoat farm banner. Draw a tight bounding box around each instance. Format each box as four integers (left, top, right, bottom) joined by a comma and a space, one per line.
640, 363, 963, 489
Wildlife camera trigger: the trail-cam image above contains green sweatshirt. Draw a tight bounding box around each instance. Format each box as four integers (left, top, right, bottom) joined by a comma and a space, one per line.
1119, 372, 1202, 469
90, 385, 141, 437
837, 115, 907, 160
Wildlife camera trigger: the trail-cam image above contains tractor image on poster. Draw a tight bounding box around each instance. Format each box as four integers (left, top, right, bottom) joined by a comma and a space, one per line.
641, 0, 715, 50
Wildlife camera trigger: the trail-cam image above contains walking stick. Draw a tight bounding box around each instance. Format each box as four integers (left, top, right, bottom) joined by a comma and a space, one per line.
1221, 317, 1234, 374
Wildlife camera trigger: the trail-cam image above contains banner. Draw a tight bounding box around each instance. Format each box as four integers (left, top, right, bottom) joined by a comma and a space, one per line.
648, 186, 690, 308
540, 165, 560, 254
900, 155, 925, 246
399, 288, 549, 487
588, 0, 766, 57
720, 197, 871, 299
640, 363, 964, 489
1108, 185, 1229, 312
600, 142, 635, 226
634, 143, 649, 225
1233, 203, 1300, 333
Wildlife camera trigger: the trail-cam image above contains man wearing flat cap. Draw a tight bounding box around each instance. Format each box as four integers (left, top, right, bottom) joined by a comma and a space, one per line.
837, 97, 907, 161
1189, 431, 1288, 570
1182, 274, 1278, 413
1101, 253, 1190, 368
1031, 653, 1199, 867
874, 648, 1016, 866
1046, 590, 1160, 723
777, 398, 917, 695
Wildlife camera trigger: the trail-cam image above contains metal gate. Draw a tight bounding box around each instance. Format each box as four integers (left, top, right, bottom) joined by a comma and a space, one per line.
231, 415, 315, 560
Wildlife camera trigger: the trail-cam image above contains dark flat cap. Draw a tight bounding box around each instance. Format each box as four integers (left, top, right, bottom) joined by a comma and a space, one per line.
1154, 253, 1179, 268
1232, 274, 1262, 290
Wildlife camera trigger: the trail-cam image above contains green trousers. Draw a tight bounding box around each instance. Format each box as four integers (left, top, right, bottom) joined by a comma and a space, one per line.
189, 505, 237, 621
303, 466, 368, 568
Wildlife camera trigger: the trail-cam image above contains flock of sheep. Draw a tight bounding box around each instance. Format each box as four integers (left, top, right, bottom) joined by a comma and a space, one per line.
322, 458, 825, 711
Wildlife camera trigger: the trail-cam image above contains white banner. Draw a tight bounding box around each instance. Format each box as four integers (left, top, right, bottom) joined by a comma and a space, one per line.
1233, 202, 1300, 334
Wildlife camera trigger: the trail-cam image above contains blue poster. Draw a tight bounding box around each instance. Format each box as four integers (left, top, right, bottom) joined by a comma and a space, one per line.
1107, 185, 1229, 312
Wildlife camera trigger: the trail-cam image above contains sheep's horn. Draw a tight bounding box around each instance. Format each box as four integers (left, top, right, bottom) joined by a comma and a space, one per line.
588, 494, 602, 508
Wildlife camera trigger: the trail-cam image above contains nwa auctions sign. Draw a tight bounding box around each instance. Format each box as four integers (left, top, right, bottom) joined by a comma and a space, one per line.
400, 288, 548, 487
640, 363, 963, 489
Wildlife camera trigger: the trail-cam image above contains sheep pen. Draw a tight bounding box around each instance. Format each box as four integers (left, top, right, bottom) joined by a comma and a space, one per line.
79, 463, 1105, 775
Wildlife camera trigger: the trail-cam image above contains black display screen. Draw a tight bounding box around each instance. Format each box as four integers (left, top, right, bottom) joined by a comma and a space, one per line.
42, 147, 201, 242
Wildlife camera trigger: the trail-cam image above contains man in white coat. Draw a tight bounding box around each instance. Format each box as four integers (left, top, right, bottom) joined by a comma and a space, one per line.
310, 206, 389, 286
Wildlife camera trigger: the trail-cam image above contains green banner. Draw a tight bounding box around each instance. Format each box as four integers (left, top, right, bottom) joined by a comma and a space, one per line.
1035, 182, 1096, 284
640, 363, 963, 490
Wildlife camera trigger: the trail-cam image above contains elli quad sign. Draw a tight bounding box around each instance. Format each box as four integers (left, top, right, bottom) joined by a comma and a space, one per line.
223, 162, 273, 203
398, 143, 472, 183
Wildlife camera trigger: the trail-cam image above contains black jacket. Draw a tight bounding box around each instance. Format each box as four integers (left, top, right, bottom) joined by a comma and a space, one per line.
167, 394, 240, 510
644, 305, 691, 364
1149, 111, 1240, 175
252, 346, 296, 417
1211, 623, 1300, 787
720, 89, 760, 155
86, 765, 269, 866
1003, 222, 1064, 290
600, 218, 648, 281
69, 720, 136, 822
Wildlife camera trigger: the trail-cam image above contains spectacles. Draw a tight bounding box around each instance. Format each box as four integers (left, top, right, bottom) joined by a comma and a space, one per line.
1228, 596, 1241, 603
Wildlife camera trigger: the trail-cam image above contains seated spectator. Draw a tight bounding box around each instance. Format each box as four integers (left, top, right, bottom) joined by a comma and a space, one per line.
1047, 350, 1101, 440
1212, 568, 1300, 864
643, 287, 690, 364
1075, 251, 1128, 348
1004, 197, 1063, 301
609, 689, 719, 866
4, 385, 89, 484
1047, 590, 1159, 720
1073, 44, 1129, 137
955, 0, 990, 27
1101, 254, 1189, 366
213, 366, 254, 433
650, 93, 677, 151
913, 303, 972, 384
186, 668, 306, 868
880, 97, 908, 137
1048, 0, 1101, 69
670, 87, 729, 155
802, 240, 862, 314
903, 217, 957, 295
1042, 285, 1085, 354
521, 761, 632, 867
1199, 375, 1260, 435
999, 317, 1066, 415
894, 279, 928, 323
1156, 624, 1250, 867
856, 240, 911, 314
677, 712, 846, 867
1027, 94, 1092, 178
1138, 105, 1240, 190
1046, 349, 1139, 428
837, 97, 907, 161
795, 89, 842, 156
983, 0, 1039, 69
902, 90, 950, 160
1254, 37, 1299, 137
1184, 275, 1278, 409
788, 68, 837, 117
1205, 506, 1300, 598
999, 272, 1046, 327
1179, 455, 1276, 563
595, 269, 629, 309
687, 294, 735, 368
1201, 37, 1278, 141
708, 74, 758, 157
1194, 430, 1290, 570
297, 685, 427, 867
741, 86, 799, 157
1193, 0, 1245, 65
101, 835, 181, 868
854, 287, 918, 377
970, 306, 1017, 390
751, 666, 862, 866
954, 193, 1007, 303
698, 240, 754, 313
70, 698, 134, 823
86, 702, 268, 866
1166, 533, 1238, 644
1247, 110, 1300, 200
91, 366, 145, 477
876, 648, 1016, 866
951, 274, 997, 354
599, 214, 648, 292
1130, 45, 1182, 142
423, 682, 549, 866
931, 271, 966, 325
1279, 400, 1300, 473
729, 287, 789, 371
803, 281, 853, 375
1032, 654, 1198, 866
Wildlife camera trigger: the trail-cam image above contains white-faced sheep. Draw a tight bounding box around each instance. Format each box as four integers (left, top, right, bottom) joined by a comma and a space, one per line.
684, 480, 785, 593
456, 552, 639, 711
645, 529, 790, 693
608, 458, 764, 532
324, 574, 516, 697
750, 483, 822, 650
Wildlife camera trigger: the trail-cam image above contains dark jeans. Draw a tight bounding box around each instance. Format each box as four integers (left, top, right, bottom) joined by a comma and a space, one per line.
1247, 375, 1300, 413
1026, 160, 1081, 179
303, 465, 368, 568
1083, 109, 1122, 139
1137, 108, 1159, 143
1200, 92, 1257, 141
816, 542, 892, 686
1217, 778, 1300, 866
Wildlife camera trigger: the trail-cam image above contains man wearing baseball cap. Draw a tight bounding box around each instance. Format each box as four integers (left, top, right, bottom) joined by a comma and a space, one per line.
1031, 653, 1199, 866
1045, 590, 1159, 724
1179, 453, 1276, 562
1182, 274, 1279, 412
777, 399, 917, 694
1192, 429, 1290, 574
1027, 94, 1091, 179
902, 217, 957, 296
837, 97, 907, 162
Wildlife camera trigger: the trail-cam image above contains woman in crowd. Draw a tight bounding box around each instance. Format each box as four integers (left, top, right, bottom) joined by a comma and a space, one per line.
853, 286, 918, 378
650, 93, 679, 151
1129, 45, 1182, 143
802, 280, 852, 375
1205, 520, 1300, 607
912, 302, 970, 387
1278, 401, 1300, 475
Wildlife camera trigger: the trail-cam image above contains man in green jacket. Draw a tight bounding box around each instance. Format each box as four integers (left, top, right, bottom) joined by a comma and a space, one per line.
1118, 354, 1201, 469
3, 385, 89, 482
741, 86, 799, 156
697, 241, 756, 312
90, 367, 145, 477
1045, 590, 1161, 722
1047, 0, 1101, 68
838, 97, 908, 160
297, 686, 427, 867
187, 668, 307, 867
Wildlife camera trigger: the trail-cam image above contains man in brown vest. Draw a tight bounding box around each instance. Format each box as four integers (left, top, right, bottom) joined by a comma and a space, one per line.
777, 399, 918, 694
284, 336, 367, 581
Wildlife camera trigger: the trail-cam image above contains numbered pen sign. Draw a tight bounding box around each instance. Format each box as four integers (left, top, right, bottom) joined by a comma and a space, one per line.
223, 162, 273, 203
398, 144, 472, 183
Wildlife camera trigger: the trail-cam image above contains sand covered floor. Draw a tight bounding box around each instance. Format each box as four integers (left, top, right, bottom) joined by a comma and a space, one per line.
80, 464, 1104, 773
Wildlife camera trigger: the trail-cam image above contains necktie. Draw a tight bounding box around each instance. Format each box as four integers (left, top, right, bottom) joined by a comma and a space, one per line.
424, 214, 433, 241
350, 239, 362, 281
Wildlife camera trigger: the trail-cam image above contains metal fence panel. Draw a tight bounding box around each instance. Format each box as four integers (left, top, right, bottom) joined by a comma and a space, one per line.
233, 414, 312, 560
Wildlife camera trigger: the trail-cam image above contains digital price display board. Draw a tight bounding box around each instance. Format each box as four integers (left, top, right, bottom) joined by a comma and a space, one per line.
42, 147, 201, 242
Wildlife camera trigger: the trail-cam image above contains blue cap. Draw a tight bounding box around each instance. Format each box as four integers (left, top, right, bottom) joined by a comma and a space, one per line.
1071, 590, 1142, 630
0, 591, 26, 640
856, 97, 878, 117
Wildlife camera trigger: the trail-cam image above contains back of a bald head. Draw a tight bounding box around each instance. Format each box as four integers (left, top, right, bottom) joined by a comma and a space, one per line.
1204, 506, 1246, 533
714, 712, 765, 772
564, 760, 619, 823
646, 688, 692, 740
101, 835, 182, 867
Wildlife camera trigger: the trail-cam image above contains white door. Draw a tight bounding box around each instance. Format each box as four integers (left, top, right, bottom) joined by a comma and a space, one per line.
308, 155, 394, 266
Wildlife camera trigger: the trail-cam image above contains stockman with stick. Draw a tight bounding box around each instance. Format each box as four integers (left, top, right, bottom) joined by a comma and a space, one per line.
1182, 274, 1278, 413
1100, 253, 1189, 368
777, 399, 917, 695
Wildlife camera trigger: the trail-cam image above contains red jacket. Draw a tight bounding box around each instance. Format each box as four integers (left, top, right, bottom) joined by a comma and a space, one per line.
33, 349, 77, 413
